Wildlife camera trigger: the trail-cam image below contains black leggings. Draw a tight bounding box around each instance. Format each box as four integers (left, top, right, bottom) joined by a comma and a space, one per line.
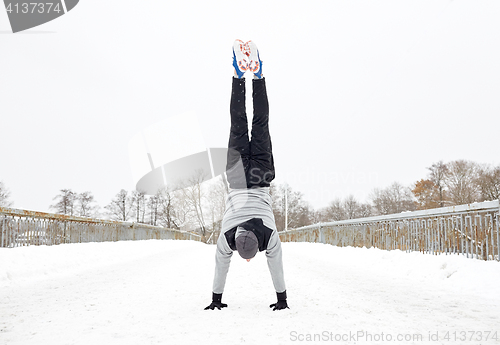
226, 77, 275, 189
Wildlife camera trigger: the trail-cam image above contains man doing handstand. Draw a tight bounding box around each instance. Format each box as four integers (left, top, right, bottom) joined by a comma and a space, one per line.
204, 40, 288, 311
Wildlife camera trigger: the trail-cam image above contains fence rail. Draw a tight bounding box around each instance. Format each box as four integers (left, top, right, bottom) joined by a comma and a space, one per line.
0, 207, 201, 248
279, 200, 500, 261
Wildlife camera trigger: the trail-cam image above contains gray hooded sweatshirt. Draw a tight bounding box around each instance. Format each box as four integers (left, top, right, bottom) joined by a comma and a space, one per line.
212, 187, 286, 294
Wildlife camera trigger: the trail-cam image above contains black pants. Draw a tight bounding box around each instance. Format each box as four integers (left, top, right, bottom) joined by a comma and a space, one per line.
226, 77, 275, 189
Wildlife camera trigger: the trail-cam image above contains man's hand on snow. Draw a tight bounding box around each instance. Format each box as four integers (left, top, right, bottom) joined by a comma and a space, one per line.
270, 290, 289, 311
204, 301, 228, 310
204, 293, 227, 310
270, 300, 289, 310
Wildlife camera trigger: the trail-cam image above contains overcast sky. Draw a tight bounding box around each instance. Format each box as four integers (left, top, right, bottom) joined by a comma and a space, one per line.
1, 0, 499, 213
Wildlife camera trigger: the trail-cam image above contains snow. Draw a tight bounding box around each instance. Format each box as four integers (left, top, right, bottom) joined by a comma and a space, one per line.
1, 240, 499, 345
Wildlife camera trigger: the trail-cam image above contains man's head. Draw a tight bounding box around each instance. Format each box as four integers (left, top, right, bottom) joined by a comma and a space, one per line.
235, 228, 258, 260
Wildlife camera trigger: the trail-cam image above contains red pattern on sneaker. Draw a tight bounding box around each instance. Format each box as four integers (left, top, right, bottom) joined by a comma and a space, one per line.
247, 41, 261, 74
241, 42, 251, 58
234, 39, 249, 72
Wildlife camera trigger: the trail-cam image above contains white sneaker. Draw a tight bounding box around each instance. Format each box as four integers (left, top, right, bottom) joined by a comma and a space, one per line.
247, 41, 263, 79
233, 39, 250, 78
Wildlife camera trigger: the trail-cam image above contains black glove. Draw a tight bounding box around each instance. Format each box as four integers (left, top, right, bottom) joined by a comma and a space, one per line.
204, 293, 227, 310
270, 290, 289, 311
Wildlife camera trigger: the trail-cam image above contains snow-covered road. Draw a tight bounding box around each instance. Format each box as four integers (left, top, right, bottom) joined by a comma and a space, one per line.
1, 240, 499, 345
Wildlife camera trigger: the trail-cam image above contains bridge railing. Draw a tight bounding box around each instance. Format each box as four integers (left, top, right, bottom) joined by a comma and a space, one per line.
279, 200, 500, 261
0, 206, 201, 248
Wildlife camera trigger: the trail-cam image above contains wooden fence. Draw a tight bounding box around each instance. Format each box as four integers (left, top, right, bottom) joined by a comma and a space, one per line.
0, 206, 200, 248
280, 200, 500, 261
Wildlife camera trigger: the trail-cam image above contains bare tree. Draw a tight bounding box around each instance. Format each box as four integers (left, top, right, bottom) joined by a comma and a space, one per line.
206, 176, 228, 240
147, 191, 163, 226
342, 195, 360, 219
0, 181, 13, 207
309, 209, 326, 224
321, 195, 371, 222
172, 189, 193, 230
285, 187, 311, 230
269, 183, 282, 225
444, 160, 481, 205
157, 187, 179, 229
428, 161, 449, 207
105, 189, 132, 221
370, 182, 416, 215
51, 189, 77, 215
476, 164, 500, 201
269, 183, 311, 231
343, 195, 372, 219
76, 191, 98, 217
178, 170, 208, 237
131, 190, 147, 223
324, 198, 346, 221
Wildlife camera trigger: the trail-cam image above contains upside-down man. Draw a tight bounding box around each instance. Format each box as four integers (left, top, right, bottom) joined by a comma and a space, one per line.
204, 40, 288, 311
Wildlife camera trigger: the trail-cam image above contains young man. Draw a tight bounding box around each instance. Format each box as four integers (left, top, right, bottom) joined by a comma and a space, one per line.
204, 40, 288, 311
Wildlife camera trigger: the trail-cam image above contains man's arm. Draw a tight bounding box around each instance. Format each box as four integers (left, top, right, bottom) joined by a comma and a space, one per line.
265, 231, 286, 293
212, 234, 233, 294
266, 232, 289, 310
206, 234, 233, 310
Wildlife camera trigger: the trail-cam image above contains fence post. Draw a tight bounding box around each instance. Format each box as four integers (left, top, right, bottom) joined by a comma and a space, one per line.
484, 215, 489, 261
497, 213, 499, 262
474, 215, 478, 260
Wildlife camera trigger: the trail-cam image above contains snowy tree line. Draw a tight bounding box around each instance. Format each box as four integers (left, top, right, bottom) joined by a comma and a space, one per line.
263, 160, 500, 231
46, 171, 230, 242
1, 159, 499, 236
314, 159, 500, 224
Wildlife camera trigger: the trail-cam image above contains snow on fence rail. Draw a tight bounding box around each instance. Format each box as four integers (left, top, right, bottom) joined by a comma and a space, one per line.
0, 207, 201, 248
279, 200, 500, 261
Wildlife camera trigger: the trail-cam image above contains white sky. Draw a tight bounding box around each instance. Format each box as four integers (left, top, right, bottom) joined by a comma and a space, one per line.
1, 0, 499, 212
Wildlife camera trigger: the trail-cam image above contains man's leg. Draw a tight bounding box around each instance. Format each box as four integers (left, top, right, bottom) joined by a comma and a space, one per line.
226, 77, 250, 189
248, 77, 275, 188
